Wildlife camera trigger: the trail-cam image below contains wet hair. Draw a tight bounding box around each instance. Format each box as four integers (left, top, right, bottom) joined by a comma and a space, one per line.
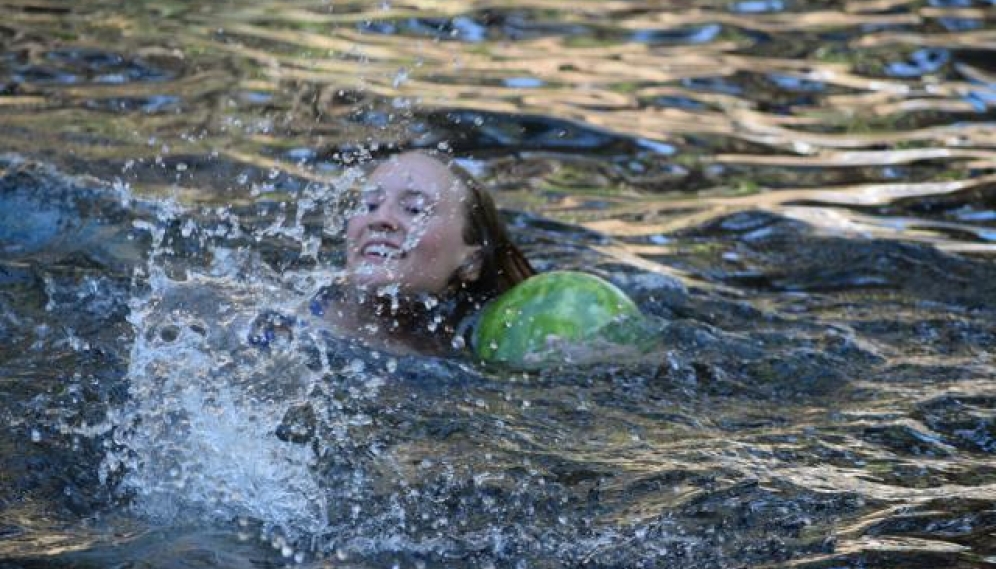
426, 154, 535, 344
447, 160, 535, 297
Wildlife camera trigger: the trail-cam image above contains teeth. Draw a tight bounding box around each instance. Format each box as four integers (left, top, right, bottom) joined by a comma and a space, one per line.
363, 243, 401, 258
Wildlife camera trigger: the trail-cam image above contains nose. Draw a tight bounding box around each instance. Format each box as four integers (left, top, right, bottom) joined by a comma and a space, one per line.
363, 202, 401, 233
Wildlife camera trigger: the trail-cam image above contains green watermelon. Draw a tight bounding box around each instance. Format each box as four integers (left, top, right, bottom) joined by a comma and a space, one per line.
473, 271, 655, 365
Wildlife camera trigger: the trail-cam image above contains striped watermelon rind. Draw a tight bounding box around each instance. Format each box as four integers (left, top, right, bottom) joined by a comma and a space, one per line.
472, 271, 652, 365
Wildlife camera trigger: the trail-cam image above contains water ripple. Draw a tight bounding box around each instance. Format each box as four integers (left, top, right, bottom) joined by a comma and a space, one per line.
2, 1, 996, 567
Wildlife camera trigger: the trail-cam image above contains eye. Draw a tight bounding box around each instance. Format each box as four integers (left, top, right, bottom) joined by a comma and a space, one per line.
356, 187, 384, 214
356, 186, 385, 215
401, 194, 431, 217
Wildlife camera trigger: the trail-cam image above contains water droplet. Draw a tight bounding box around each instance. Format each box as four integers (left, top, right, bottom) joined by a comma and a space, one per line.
347, 359, 366, 374
180, 219, 196, 238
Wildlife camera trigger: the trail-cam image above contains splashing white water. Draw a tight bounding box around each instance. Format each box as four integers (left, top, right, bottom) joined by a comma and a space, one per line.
96, 170, 373, 544
101, 260, 329, 542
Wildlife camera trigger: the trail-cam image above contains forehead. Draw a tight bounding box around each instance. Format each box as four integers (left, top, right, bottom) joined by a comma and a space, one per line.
367, 154, 465, 200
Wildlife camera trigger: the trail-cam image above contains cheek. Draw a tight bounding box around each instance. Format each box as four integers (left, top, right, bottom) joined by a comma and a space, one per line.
414, 221, 460, 255
344, 217, 363, 243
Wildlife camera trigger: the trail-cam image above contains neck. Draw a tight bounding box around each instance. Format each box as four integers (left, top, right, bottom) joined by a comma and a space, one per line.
321, 285, 458, 355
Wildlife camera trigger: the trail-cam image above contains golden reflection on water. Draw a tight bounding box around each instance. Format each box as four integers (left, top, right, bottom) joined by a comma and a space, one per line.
2, 0, 994, 258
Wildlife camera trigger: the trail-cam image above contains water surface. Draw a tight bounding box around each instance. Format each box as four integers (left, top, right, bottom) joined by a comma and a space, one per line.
1, 0, 995, 567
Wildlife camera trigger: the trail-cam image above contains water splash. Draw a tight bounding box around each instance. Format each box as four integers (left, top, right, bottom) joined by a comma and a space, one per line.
87, 168, 374, 553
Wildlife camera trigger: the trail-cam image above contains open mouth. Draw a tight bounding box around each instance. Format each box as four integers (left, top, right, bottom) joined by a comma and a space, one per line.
361, 242, 405, 260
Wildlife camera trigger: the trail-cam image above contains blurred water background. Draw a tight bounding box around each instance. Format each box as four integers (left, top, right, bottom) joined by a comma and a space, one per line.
1, 0, 996, 567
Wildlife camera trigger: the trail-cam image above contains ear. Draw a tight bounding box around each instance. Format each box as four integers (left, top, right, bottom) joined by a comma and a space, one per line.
457, 247, 484, 284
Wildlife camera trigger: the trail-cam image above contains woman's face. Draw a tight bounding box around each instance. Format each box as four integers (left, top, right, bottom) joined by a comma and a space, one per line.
344, 153, 481, 296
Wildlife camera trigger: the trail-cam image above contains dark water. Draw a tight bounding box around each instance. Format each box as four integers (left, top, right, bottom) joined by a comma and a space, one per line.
2, 0, 996, 567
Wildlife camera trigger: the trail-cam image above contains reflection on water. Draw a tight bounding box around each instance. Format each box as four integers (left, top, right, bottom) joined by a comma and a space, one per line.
4, 0, 995, 250
1, 0, 996, 568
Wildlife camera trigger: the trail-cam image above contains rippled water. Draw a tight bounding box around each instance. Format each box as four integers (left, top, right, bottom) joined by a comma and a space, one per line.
2, 0, 996, 567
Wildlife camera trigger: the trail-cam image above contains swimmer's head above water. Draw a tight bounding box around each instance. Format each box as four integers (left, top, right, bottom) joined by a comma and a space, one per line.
318, 150, 535, 353
345, 150, 534, 298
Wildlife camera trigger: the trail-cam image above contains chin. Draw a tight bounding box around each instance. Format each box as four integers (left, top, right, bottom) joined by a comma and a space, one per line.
345, 264, 397, 289
345, 262, 449, 298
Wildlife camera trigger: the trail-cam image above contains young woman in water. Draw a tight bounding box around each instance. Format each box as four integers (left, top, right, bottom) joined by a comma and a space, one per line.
307, 150, 535, 355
